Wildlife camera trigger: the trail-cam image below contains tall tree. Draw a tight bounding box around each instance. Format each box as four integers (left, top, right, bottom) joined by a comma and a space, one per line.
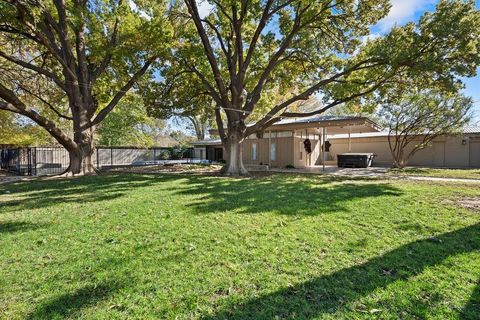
162, 0, 479, 175
0, 0, 171, 175
381, 90, 473, 168
144, 65, 213, 140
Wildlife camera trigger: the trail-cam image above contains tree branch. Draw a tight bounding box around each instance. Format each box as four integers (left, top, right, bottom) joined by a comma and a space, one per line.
244, 3, 310, 113
245, 59, 384, 134
185, 0, 231, 108
0, 83, 76, 150
17, 83, 73, 120
90, 57, 156, 127
0, 50, 67, 92
91, 0, 123, 83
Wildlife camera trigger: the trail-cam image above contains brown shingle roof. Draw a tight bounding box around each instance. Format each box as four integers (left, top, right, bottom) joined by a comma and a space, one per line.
154, 135, 179, 148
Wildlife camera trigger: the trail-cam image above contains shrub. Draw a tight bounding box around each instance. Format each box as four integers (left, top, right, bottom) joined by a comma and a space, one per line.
159, 150, 171, 160
170, 145, 187, 159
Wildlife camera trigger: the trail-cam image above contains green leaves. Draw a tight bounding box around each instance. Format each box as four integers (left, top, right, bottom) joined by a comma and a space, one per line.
97, 93, 162, 147
0, 110, 52, 146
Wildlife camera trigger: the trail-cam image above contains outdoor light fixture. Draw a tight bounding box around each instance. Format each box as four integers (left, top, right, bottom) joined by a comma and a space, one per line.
462, 139, 467, 145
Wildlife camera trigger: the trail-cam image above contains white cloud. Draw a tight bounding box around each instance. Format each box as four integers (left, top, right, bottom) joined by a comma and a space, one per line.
197, 0, 214, 19
377, 0, 436, 32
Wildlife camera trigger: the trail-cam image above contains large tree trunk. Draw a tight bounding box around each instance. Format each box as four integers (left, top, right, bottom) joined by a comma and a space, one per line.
66, 145, 95, 175
221, 134, 248, 176
64, 129, 96, 176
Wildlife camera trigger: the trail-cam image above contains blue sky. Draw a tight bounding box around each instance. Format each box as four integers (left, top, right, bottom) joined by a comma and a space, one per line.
370, 0, 480, 124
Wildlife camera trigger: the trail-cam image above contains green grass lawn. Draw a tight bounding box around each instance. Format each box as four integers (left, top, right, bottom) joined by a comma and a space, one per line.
388, 167, 480, 179
1, 173, 479, 319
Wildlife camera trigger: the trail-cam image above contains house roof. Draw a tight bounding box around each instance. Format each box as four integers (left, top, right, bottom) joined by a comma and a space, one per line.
463, 126, 480, 134
207, 116, 382, 137
328, 126, 480, 139
263, 115, 382, 134
154, 135, 179, 148
274, 115, 374, 126
193, 139, 222, 146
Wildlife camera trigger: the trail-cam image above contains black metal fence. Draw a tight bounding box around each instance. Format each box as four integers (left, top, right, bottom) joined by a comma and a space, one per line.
0, 148, 35, 175
1, 146, 197, 176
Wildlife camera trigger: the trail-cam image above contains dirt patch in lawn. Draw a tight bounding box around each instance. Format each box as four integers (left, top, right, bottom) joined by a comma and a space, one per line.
445, 197, 480, 212
457, 198, 480, 211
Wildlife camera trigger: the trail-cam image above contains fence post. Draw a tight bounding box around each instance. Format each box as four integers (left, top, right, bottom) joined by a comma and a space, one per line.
27, 148, 32, 176
33, 147, 37, 176
96, 148, 99, 169
153, 148, 156, 163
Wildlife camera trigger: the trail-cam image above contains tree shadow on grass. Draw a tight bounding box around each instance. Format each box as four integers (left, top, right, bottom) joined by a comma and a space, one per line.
461, 280, 480, 320
0, 173, 162, 213
28, 281, 121, 319
0, 173, 401, 216
0, 221, 46, 234
26, 253, 135, 319
203, 223, 480, 319
174, 175, 402, 215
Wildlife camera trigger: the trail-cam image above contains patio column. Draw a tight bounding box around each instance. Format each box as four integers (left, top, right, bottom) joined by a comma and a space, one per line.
305, 129, 308, 166
268, 130, 271, 167
348, 126, 352, 152
322, 127, 326, 171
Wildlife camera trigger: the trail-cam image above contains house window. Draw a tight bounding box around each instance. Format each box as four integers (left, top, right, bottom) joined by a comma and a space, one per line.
277, 131, 293, 138
270, 143, 276, 161
265, 132, 277, 139
252, 143, 257, 161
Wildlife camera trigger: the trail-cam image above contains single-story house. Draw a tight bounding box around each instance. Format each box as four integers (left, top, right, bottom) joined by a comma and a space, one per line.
192, 115, 480, 169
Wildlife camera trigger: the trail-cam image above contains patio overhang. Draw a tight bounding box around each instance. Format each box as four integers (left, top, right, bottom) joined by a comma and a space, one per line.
270, 116, 382, 134
207, 116, 381, 137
